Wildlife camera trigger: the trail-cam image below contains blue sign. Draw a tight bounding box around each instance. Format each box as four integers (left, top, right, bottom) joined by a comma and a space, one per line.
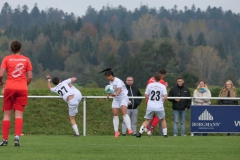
191, 105, 240, 133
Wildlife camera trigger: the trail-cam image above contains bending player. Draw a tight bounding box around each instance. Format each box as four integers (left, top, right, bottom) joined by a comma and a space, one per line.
47, 75, 82, 136
136, 72, 168, 138
146, 68, 168, 135
98, 68, 132, 138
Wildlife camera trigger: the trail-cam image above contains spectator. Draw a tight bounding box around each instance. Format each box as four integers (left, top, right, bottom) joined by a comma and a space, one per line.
193, 80, 211, 136
168, 76, 191, 136
218, 80, 238, 136
218, 80, 238, 105
122, 76, 142, 136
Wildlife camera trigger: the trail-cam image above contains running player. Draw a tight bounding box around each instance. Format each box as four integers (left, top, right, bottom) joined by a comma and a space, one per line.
136, 72, 168, 138
47, 75, 82, 136
0, 40, 33, 146
98, 68, 132, 138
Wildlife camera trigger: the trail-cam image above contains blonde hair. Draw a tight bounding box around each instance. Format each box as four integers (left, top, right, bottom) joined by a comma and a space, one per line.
219, 80, 237, 97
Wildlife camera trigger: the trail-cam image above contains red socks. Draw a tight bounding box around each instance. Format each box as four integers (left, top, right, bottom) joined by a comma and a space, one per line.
2, 120, 10, 140
15, 118, 23, 136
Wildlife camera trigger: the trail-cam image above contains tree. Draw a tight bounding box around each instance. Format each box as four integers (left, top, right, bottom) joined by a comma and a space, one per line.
195, 32, 207, 46
131, 13, 161, 40
117, 27, 131, 42
187, 46, 226, 84
176, 30, 182, 44
160, 25, 170, 38
117, 42, 130, 64
156, 42, 175, 68
187, 34, 194, 46
214, 41, 226, 59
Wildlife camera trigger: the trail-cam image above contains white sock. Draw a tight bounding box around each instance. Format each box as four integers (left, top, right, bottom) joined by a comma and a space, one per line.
139, 126, 145, 134
123, 114, 131, 129
72, 124, 79, 135
113, 116, 119, 132
15, 135, 19, 139
163, 128, 167, 135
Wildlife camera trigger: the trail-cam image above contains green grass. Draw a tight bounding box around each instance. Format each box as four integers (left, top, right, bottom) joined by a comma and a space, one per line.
1, 135, 240, 160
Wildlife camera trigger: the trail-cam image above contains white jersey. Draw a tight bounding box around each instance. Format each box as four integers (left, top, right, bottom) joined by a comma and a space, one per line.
110, 77, 128, 100
50, 78, 78, 102
145, 82, 167, 111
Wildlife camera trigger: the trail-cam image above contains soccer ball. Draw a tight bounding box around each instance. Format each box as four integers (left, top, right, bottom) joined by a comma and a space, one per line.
105, 85, 114, 94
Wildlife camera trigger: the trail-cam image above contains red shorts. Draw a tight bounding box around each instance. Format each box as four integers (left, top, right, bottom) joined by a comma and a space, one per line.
3, 89, 28, 111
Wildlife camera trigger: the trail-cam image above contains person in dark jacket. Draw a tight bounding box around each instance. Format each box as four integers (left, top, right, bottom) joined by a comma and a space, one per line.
168, 76, 191, 136
218, 80, 238, 105
218, 80, 238, 136
122, 76, 142, 136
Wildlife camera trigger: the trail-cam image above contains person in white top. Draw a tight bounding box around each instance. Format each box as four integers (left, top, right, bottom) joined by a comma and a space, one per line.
193, 80, 211, 136
47, 75, 82, 137
193, 80, 211, 105
98, 68, 132, 138
136, 72, 168, 138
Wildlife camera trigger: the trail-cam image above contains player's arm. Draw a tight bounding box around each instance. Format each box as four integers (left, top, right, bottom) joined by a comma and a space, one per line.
163, 94, 167, 103
27, 71, 33, 85
0, 68, 6, 87
112, 87, 121, 97
46, 75, 52, 90
145, 94, 149, 99
70, 77, 77, 83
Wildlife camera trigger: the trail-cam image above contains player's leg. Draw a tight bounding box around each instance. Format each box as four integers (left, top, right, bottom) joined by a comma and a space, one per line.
173, 110, 179, 136
0, 110, 12, 146
180, 110, 187, 136
120, 97, 132, 134
69, 115, 80, 136
112, 99, 121, 137
0, 89, 14, 146
68, 103, 80, 136
120, 106, 132, 134
156, 111, 168, 138
136, 110, 154, 138
131, 108, 138, 136
158, 119, 163, 136
148, 114, 159, 134
14, 109, 24, 146
121, 109, 131, 135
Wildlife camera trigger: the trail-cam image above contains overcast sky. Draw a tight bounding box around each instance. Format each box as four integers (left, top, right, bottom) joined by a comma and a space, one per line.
1, 0, 239, 17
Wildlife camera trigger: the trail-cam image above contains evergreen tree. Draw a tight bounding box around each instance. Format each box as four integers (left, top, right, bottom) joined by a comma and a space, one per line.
110, 27, 115, 39
160, 25, 170, 38
187, 34, 194, 46
195, 32, 207, 46
118, 42, 130, 64
176, 30, 182, 44
214, 41, 226, 59
118, 27, 131, 42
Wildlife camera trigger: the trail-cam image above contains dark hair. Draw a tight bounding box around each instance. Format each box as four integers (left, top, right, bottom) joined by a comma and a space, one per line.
154, 72, 161, 81
178, 76, 184, 80
158, 68, 166, 74
11, 40, 22, 53
52, 77, 60, 85
104, 70, 114, 76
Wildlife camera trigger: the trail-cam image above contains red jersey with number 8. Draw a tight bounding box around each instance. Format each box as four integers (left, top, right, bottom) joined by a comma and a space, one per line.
1, 54, 32, 90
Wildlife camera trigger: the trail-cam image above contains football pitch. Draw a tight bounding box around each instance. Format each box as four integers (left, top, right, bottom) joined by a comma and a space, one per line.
1, 135, 239, 160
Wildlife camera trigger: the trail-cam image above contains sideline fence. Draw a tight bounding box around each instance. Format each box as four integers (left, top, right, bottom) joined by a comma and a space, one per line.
0, 96, 239, 136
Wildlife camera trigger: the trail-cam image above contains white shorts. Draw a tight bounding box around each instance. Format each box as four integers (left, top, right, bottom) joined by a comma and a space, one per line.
112, 96, 129, 108
144, 110, 165, 120
68, 91, 82, 116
